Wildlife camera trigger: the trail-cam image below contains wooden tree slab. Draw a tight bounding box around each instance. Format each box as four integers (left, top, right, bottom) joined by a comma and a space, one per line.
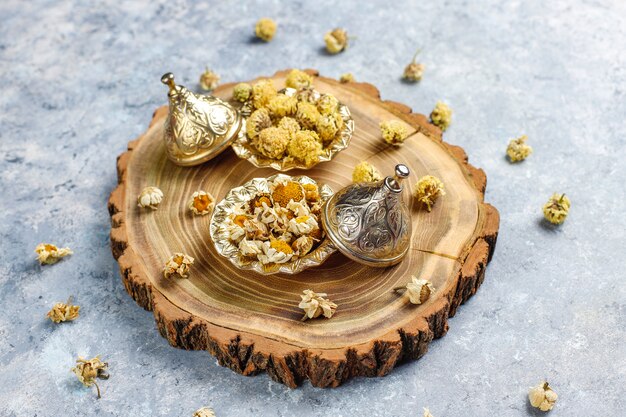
108, 69, 500, 388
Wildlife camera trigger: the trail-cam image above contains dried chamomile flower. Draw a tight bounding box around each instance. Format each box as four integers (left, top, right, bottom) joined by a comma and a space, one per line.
352, 161, 382, 183
251, 79, 277, 109
47, 297, 80, 323
287, 130, 323, 166
316, 112, 343, 143
232, 82, 252, 102
403, 49, 425, 82
542, 193, 570, 225
302, 183, 320, 202
137, 186, 164, 210
285, 69, 313, 90
295, 101, 321, 130
71, 356, 109, 398
317, 94, 339, 115
35, 243, 73, 265
404, 276, 435, 305
380, 120, 409, 146
529, 381, 558, 411
258, 239, 294, 264
299, 289, 337, 321
188, 190, 215, 215
506, 134, 533, 162
278, 116, 301, 137
423, 408, 434, 417
430, 101, 452, 131
253, 127, 291, 159
255, 17, 277, 42
238, 239, 263, 257
266, 94, 298, 118
339, 72, 354, 83
163, 253, 195, 278
292, 235, 315, 256
272, 181, 305, 207
199, 67, 220, 91
413, 175, 445, 211
324, 28, 349, 54
294, 87, 318, 104
194, 407, 216, 417
246, 108, 273, 139
288, 215, 319, 235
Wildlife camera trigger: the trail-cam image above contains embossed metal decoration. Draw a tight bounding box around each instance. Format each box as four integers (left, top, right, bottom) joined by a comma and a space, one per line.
231, 88, 354, 171
321, 164, 412, 267
210, 174, 336, 275
161, 73, 242, 166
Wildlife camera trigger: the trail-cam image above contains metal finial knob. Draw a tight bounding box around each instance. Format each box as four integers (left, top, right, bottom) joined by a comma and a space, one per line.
394, 164, 410, 180
161, 72, 176, 92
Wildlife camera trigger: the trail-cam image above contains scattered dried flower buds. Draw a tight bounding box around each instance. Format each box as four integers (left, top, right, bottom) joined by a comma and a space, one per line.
403, 276, 435, 305
255, 18, 277, 42
35, 243, 73, 265
324, 28, 349, 54
423, 408, 434, 417
352, 160, 382, 183
339, 72, 354, 83
543, 193, 570, 225
430, 101, 452, 131
199, 68, 220, 91
528, 381, 558, 411
47, 297, 80, 323
413, 175, 445, 212
189, 191, 215, 215
285, 69, 313, 90
71, 356, 109, 398
232, 82, 252, 102
380, 120, 409, 146
403, 50, 425, 82
137, 186, 164, 210
163, 253, 195, 278
506, 135, 533, 162
299, 289, 337, 321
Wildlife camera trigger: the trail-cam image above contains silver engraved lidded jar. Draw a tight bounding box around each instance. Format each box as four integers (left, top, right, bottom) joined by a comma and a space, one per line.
321, 164, 412, 267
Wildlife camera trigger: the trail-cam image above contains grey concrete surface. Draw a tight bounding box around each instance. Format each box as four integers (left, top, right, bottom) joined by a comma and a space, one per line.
0, 1, 624, 416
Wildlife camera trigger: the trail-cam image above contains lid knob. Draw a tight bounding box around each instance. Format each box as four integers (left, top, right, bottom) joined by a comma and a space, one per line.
161, 73, 243, 166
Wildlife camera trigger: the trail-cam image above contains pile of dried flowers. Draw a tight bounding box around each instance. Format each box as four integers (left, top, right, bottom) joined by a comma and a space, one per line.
223, 177, 324, 266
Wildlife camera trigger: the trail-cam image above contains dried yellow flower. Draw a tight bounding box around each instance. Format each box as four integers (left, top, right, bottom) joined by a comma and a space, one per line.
47, 297, 80, 323
287, 130, 323, 166
324, 28, 349, 54
199, 67, 220, 91
317, 94, 339, 115
303, 183, 320, 202
423, 408, 434, 417
255, 18, 277, 42
71, 356, 109, 398
137, 186, 164, 210
277, 116, 301, 137
543, 193, 570, 225
35, 243, 73, 265
316, 112, 343, 144
163, 253, 195, 278
295, 101, 321, 130
380, 120, 409, 146
299, 289, 337, 321
295, 87, 317, 104
285, 69, 313, 90
430, 101, 452, 131
193, 407, 217, 417
352, 161, 382, 183
251, 79, 277, 109
246, 108, 273, 139
254, 127, 291, 159
188, 191, 215, 216
266, 94, 298, 118
339, 72, 354, 83
529, 381, 558, 411
272, 181, 305, 207
506, 134, 533, 162
413, 175, 445, 212
404, 276, 435, 305
232, 82, 252, 102
403, 49, 425, 82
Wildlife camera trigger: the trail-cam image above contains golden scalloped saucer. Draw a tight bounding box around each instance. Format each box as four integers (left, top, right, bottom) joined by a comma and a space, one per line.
209, 174, 336, 275
231, 88, 355, 171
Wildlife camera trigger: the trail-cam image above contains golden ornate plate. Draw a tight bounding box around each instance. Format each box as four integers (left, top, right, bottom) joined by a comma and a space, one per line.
209, 173, 336, 275
231, 88, 354, 171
